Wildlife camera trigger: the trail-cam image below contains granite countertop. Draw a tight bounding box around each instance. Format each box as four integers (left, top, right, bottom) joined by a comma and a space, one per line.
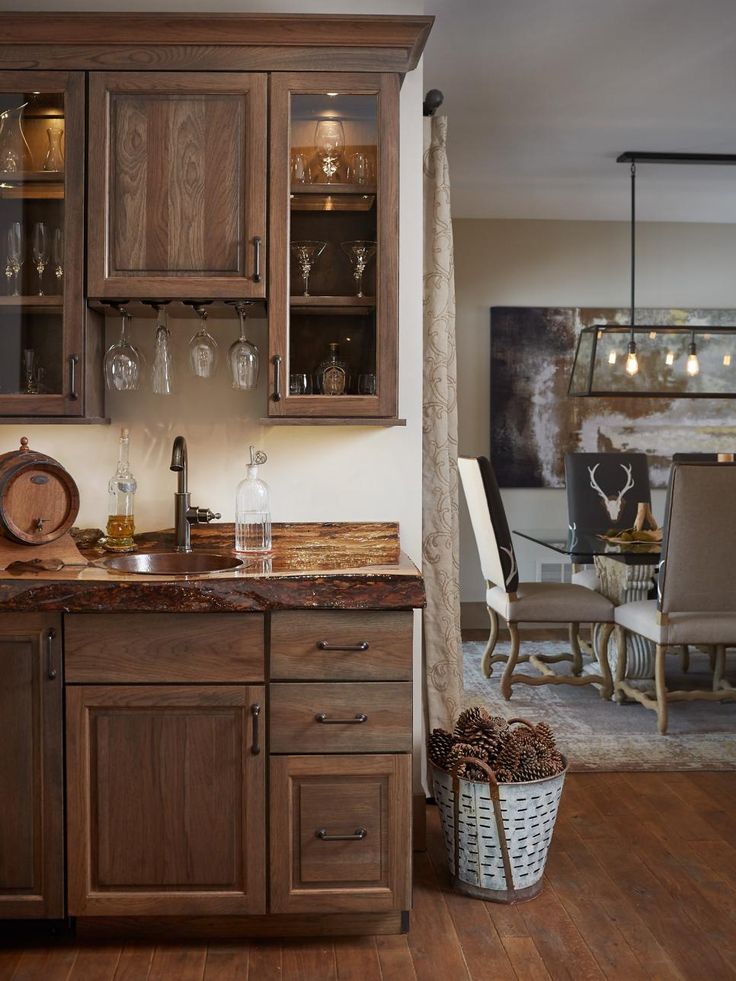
0, 522, 425, 613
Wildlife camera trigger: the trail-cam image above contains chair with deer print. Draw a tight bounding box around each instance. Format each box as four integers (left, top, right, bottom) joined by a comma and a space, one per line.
565, 452, 651, 591
459, 456, 615, 700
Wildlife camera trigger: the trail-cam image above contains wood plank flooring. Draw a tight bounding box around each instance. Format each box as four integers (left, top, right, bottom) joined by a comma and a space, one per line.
2, 772, 736, 980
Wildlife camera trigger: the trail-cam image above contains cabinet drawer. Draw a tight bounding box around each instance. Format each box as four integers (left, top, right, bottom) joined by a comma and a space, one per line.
269, 682, 411, 754
65, 614, 264, 683
270, 754, 411, 913
270, 611, 413, 681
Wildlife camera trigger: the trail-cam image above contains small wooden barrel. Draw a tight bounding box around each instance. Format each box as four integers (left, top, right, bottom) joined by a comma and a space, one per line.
0, 437, 80, 545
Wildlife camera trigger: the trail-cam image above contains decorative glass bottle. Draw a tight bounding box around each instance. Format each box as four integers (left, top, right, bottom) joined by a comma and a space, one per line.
103, 428, 137, 552
235, 446, 272, 553
316, 341, 348, 395
43, 127, 64, 172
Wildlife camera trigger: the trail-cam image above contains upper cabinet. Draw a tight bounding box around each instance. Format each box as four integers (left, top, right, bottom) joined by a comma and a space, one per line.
87, 72, 267, 300
0, 71, 93, 419
268, 73, 399, 420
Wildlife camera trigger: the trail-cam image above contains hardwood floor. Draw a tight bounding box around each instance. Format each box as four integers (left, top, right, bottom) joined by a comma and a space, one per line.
2, 772, 736, 980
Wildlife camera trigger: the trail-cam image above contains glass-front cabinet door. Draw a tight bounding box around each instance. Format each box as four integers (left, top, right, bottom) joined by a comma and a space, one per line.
268, 73, 399, 419
0, 72, 85, 417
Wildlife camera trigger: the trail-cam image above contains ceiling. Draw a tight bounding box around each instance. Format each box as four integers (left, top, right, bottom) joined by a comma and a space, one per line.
424, 0, 736, 221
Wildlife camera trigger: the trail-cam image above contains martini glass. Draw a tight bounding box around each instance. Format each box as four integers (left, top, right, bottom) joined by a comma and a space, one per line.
291, 240, 326, 297
341, 240, 376, 298
104, 309, 142, 391
227, 301, 259, 390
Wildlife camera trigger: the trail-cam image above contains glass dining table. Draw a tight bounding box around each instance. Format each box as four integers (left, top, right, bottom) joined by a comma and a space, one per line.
513, 528, 661, 680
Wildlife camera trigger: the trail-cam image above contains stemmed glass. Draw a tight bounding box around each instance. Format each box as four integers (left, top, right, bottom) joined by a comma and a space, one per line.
6, 222, 22, 296
32, 222, 49, 296
227, 301, 259, 390
52, 226, 63, 286
291, 240, 326, 297
151, 303, 174, 395
104, 308, 142, 391
341, 240, 377, 298
314, 118, 345, 182
188, 303, 218, 378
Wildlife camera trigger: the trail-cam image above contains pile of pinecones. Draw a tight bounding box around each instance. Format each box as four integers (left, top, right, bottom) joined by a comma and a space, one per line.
428, 706, 565, 783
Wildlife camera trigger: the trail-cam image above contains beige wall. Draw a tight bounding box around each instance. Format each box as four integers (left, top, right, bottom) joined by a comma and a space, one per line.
455, 217, 736, 606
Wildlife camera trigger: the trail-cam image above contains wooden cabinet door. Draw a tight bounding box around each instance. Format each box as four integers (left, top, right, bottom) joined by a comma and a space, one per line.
88, 72, 266, 299
67, 684, 266, 916
0, 614, 63, 918
270, 754, 411, 914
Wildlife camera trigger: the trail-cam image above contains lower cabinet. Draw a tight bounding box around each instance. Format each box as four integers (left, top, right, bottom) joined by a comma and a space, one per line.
0, 614, 63, 919
66, 684, 266, 916
270, 754, 411, 914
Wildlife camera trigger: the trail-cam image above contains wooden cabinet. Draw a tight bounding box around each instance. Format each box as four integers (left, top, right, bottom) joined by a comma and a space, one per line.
88, 72, 267, 299
0, 613, 63, 918
66, 683, 266, 916
0, 71, 101, 420
270, 754, 411, 914
267, 72, 399, 420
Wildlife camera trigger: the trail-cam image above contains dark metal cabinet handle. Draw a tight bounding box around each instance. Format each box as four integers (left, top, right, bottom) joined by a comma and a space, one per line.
251, 703, 261, 754
317, 640, 369, 652
68, 355, 79, 400
315, 713, 367, 725
316, 827, 368, 842
271, 355, 282, 402
46, 628, 57, 680
253, 236, 262, 283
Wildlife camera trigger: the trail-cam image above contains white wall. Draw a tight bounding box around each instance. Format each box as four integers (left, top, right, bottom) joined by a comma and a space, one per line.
0, 7, 425, 572
455, 218, 736, 606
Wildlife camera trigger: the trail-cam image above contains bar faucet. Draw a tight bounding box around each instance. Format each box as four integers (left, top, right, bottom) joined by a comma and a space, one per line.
169, 436, 221, 552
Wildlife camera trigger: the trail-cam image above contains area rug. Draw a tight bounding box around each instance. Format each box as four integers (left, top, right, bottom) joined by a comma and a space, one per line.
463, 640, 736, 771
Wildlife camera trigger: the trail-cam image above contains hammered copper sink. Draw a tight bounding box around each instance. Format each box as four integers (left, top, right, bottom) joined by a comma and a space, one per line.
99, 551, 245, 576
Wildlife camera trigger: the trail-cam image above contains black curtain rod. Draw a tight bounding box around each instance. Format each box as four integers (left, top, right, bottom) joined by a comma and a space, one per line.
618, 151, 736, 165
423, 89, 444, 116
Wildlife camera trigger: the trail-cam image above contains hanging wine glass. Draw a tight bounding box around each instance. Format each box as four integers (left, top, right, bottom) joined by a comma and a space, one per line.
314, 118, 345, 182
31, 222, 49, 296
227, 301, 259, 390
5, 221, 22, 296
151, 303, 174, 395
341, 240, 377, 297
290, 240, 326, 297
188, 303, 218, 378
104, 308, 142, 392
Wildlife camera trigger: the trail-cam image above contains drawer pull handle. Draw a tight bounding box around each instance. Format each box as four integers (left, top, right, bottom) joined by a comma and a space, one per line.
251, 702, 261, 755
46, 628, 57, 681
315, 712, 367, 725
253, 235, 262, 283
316, 827, 368, 842
317, 641, 369, 652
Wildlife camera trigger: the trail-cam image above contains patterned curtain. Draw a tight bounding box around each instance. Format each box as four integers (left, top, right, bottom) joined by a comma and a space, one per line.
423, 115, 464, 732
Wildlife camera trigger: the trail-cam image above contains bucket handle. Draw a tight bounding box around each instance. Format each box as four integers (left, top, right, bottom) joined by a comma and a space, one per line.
449, 755, 516, 902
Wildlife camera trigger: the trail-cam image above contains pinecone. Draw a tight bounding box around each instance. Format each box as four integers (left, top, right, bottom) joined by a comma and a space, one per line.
446, 742, 488, 782
534, 721, 556, 751
427, 728, 454, 770
453, 706, 491, 742
454, 707, 509, 764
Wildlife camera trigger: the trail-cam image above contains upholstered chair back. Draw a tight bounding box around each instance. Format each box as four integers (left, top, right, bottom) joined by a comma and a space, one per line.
459, 456, 519, 593
659, 462, 736, 614
565, 452, 651, 532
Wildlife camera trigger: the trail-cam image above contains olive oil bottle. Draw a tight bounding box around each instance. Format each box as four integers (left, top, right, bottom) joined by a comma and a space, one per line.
103, 427, 137, 552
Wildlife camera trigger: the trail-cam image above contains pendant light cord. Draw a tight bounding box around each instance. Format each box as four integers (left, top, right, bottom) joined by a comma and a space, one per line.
630, 161, 636, 341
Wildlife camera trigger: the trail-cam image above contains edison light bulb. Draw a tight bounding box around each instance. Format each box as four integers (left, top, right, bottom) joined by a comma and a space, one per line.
625, 341, 639, 376
687, 343, 700, 377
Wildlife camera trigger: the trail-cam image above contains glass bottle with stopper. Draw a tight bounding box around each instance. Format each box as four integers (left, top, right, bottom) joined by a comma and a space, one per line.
316, 341, 348, 395
235, 446, 272, 553
103, 427, 137, 553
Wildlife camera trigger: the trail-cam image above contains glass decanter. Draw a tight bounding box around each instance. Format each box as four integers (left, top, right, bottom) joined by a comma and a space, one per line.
235, 446, 272, 553
0, 102, 32, 173
316, 341, 348, 396
227, 300, 259, 390
189, 303, 218, 378
43, 127, 64, 172
103, 427, 137, 553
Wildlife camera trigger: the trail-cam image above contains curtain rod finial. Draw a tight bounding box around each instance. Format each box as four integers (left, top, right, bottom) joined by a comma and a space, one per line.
423, 89, 444, 117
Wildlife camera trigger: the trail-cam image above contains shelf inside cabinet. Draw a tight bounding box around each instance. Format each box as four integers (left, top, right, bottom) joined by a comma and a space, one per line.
290, 295, 375, 314
291, 185, 376, 214
292, 183, 377, 196
0, 171, 64, 200
0, 295, 63, 309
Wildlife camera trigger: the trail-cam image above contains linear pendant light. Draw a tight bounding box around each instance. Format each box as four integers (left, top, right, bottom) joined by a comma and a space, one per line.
568, 152, 736, 397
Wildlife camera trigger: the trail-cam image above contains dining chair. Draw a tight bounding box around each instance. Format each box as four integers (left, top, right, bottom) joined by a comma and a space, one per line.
608, 462, 736, 733
459, 456, 615, 700
564, 452, 651, 590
